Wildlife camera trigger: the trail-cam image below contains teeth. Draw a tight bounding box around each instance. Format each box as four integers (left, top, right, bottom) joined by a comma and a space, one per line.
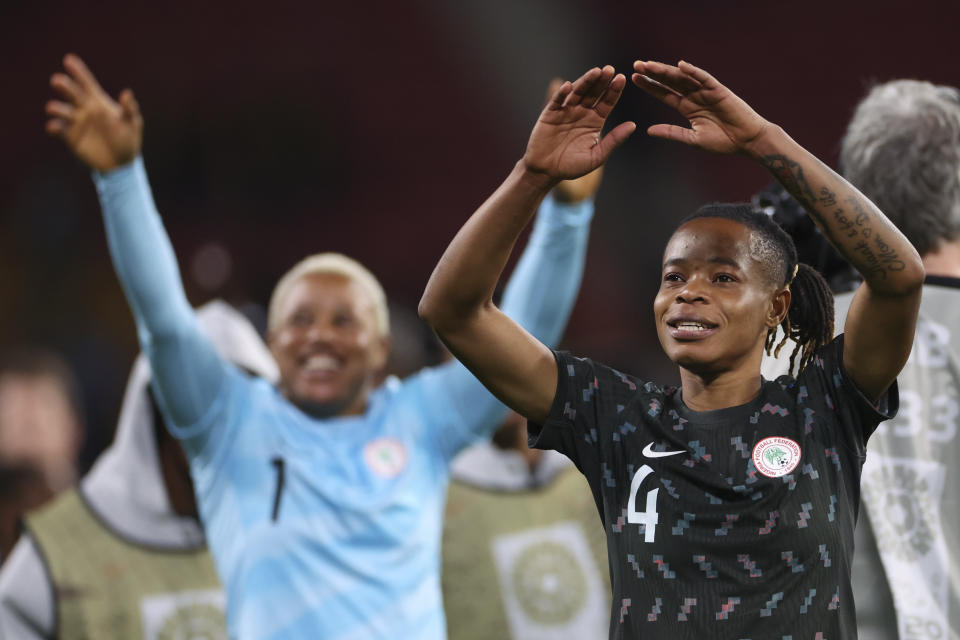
676, 322, 710, 331
304, 355, 339, 372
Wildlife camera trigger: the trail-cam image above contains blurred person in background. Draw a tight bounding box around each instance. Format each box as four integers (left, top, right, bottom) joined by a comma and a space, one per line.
0, 466, 50, 561
42, 53, 595, 639
804, 79, 960, 640
0, 348, 83, 492
0, 348, 83, 558
443, 408, 610, 640
751, 181, 859, 296
443, 156, 609, 640
0, 301, 278, 640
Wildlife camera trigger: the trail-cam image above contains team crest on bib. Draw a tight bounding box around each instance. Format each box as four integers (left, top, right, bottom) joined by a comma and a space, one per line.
363, 437, 408, 478
752, 436, 801, 478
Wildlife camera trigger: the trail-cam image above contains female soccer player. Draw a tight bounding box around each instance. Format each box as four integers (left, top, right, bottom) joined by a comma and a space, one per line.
420, 61, 924, 638
43, 54, 596, 639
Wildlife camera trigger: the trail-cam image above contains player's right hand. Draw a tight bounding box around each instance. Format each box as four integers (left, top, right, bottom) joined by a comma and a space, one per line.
522, 66, 634, 182
541, 78, 605, 204
46, 54, 143, 172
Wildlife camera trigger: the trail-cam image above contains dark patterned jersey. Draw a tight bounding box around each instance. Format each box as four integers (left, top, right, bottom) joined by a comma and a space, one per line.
528, 336, 897, 639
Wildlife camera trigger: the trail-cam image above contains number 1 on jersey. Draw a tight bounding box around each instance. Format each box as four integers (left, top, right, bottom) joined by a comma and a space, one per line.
628, 464, 659, 543
270, 457, 285, 523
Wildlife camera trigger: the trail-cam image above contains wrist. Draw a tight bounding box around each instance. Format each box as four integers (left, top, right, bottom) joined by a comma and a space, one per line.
742, 122, 787, 161
515, 159, 561, 195
93, 156, 146, 199
94, 155, 142, 178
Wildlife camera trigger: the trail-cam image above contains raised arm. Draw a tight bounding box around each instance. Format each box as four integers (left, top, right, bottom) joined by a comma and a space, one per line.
46, 54, 227, 438
419, 66, 635, 423
426, 170, 603, 457
632, 60, 924, 400
497, 80, 604, 344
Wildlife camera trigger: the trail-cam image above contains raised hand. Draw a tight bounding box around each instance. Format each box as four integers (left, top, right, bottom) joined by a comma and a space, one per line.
523, 66, 636, 181
632, 60, 771, 155
46, 54, 143, 172
540, 78, 605, 203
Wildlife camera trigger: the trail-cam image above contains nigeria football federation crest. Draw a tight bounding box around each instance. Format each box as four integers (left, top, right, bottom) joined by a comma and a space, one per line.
363, 437, 408, 478
752, 436, 801, 478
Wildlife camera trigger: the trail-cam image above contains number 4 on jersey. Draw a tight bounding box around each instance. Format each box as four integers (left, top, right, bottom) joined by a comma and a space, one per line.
628, 464, 659, 543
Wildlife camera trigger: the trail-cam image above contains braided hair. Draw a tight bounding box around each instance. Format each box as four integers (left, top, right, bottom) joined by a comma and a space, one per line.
679, 203, 835, 374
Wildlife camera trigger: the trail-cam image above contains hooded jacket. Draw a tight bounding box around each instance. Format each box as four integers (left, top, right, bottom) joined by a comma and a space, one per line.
0, 301, 278, 639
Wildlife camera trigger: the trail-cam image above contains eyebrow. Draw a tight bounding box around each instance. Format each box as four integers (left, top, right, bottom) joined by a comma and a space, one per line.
663, 256, 743, 270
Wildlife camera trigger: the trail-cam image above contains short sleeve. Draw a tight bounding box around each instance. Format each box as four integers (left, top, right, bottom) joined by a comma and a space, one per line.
797, 334, 899, 455
528, 350, 631, 481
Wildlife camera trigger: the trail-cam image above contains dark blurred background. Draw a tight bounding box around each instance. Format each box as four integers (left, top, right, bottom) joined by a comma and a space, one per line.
2, 0, 958, 475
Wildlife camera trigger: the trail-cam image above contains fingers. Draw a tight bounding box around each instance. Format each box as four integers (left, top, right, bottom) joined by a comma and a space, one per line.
544, 78, 565, 107
44, 99, 76, 138
646, 123, 697, 147
581, 65, 616, 108
568, 65, 614, 109
50, 73, 83, 104
119, 89, 142, 125
45, 100, 75, 121
563, 66, 604, 107
546, 81, 573, 111
561, 66, 625, 118
594, 73, 627, 119
596, 121, 637, 163
45, 119, 67, 136
631, 72, 682, 109
63, 53, 104, 95
677, 60, 718, 88
633, 60, 702, 95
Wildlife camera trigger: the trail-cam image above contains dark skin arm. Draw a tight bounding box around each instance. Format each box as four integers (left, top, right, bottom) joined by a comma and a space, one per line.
633, 60, 924, 400
419, 66, 635, 423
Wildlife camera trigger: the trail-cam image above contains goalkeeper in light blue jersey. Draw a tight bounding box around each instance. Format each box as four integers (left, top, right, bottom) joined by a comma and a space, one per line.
43, 54, 611, 639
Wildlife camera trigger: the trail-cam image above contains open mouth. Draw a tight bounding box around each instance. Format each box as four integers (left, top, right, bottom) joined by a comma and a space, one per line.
666, 317, 719, 339
301, 354, 342, 377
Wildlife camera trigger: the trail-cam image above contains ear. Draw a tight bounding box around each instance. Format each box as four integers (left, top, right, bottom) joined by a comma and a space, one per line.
766, 287, 791, 329
371, 335, 391, 373
266, 330, 280, 359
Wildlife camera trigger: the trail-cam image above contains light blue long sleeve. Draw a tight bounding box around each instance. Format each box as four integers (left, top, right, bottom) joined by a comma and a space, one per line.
95, 158, 228, 440
500, 193, 593, 343
95, 158, 594, 461
425, 193, 594, 458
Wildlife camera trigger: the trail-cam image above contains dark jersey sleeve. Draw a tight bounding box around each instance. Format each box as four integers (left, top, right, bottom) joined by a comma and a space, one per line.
797, 334, 899, 456
528, 351, 602, 473
528, 351, 649, 509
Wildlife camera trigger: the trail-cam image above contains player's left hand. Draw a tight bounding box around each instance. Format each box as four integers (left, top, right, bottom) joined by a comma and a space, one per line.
632, 60, 772, 156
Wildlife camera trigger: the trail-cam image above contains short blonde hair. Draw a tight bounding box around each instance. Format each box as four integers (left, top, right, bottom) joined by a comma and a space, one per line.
267, 253, 389, 336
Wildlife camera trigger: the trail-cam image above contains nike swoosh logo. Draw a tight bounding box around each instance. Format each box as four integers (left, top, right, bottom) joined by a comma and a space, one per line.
642, 442, 685, 458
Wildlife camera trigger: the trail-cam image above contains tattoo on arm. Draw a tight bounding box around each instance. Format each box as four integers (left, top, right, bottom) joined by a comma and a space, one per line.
760, 154, 905, 280
760, 155, 819, 212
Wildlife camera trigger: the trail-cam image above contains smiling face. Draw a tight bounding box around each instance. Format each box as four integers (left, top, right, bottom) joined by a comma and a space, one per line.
267, 271, 389, 418
654, 217, 789, 377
